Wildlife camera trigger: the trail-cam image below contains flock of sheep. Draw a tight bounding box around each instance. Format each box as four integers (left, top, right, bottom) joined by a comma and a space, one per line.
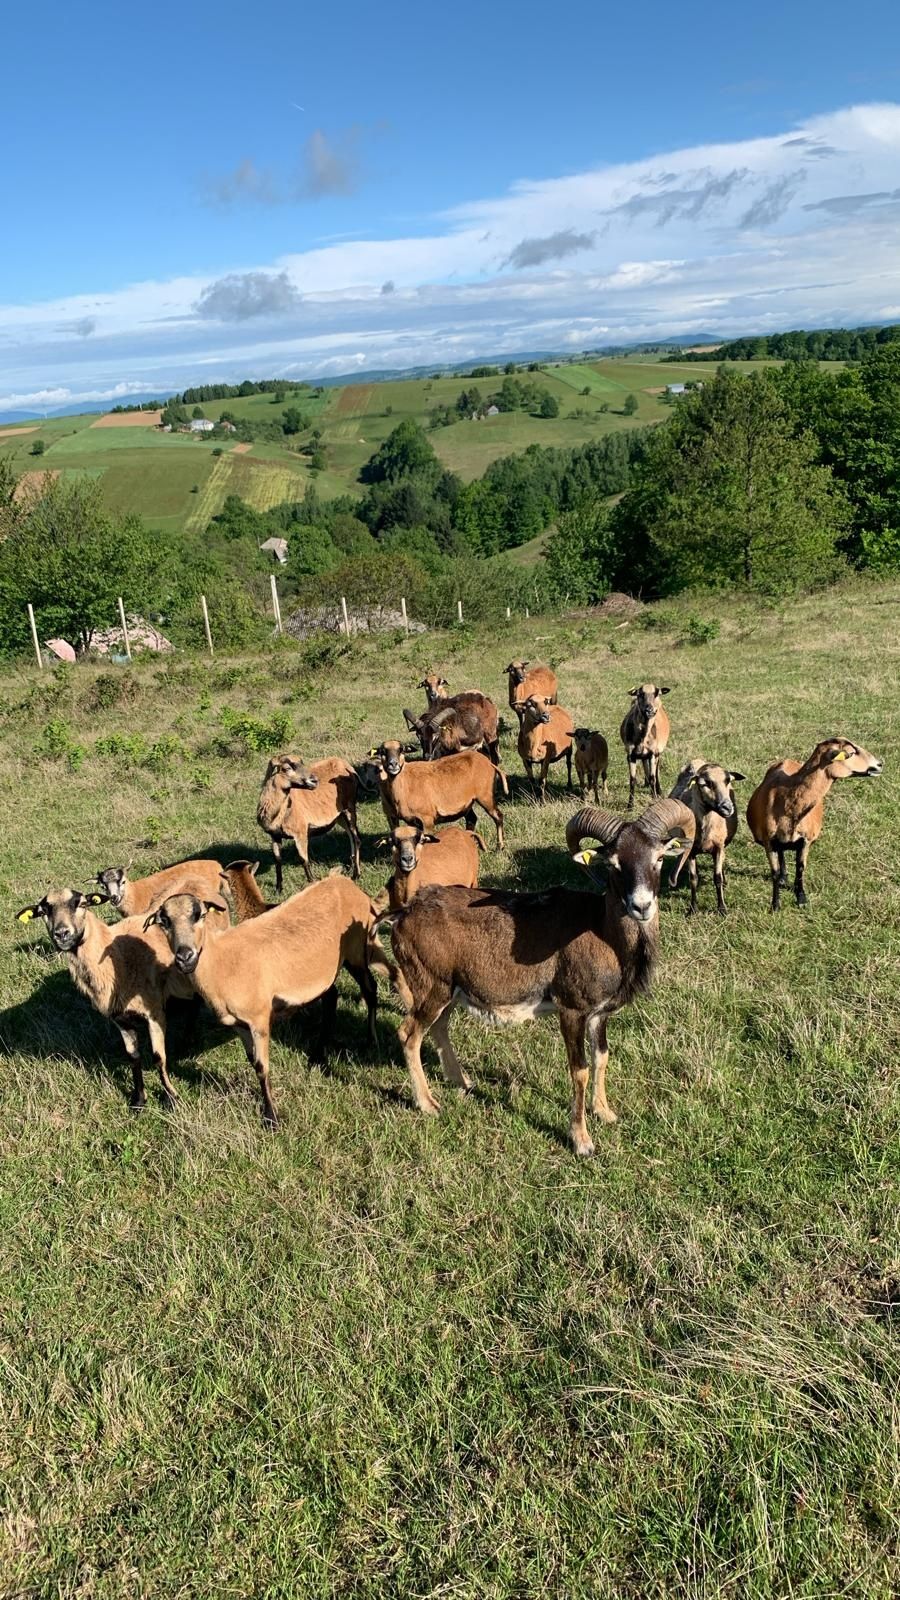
17, 659, 883, 1155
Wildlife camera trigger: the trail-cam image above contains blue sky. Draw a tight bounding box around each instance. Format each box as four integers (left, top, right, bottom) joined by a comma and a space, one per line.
3, 0, 900, 409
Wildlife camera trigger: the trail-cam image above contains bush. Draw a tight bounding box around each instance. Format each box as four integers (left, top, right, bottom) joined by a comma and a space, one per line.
682, 615, 721, 646
30, 439, 46, 456
219, 706, 292, 754
36, 719, 85, 771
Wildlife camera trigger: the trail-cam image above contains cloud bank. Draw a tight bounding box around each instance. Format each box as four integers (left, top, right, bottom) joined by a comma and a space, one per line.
4, 103, 900, 409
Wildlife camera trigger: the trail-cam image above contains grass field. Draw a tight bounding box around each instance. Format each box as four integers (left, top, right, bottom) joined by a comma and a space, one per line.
0, 357, 843, 537
1, 578, 898, 1596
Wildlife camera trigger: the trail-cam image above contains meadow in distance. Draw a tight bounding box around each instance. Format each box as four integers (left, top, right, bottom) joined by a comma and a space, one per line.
0, 353, 797, 536
1, 572, 898, 1596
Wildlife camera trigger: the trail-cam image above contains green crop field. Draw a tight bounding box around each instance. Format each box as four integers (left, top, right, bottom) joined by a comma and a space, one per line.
0, 577, 898, 1596
0, 356, 832, 531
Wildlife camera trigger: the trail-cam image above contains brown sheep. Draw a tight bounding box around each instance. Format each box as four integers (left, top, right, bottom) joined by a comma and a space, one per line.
516, 696, 575, 798
504, 660, 558, 709
257, 753, 361, 891
223, 860, 277, 920
620, 684, 671, 807
387, 799, 695, 1154
668, 760, 746, 915
409, 686, 502, 765
746, 738, 883, 910
15, 887, 227, 1110
418, 672, 449, 704
145, 876, 391, 1127
573, 728, 610, 803
95, 859, 229, 918
373, 741, 506, 849
374, 824, 484, 913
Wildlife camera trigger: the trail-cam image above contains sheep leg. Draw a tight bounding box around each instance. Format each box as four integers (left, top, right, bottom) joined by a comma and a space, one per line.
686, 856, 699, 915
768, 845, 786, 911
565, 747, 574, 792
293, 827, 314, 884
399, 994, 449, 1117
272, 838, 284, 895
539, 758, 550, 802
346, 963, 378, 1046
587, 1015, 616, 1124
601, 767, 609, 797
712, 844, 727, 915
430, 1004, 472, 1093
146, 1014, 178, 1106
115, 1021, 146, 1112
236, 1021, 278, 1128
341, 812, 361, 880
464, 806, 477, 831
559, 1008, 593, 1157
626, 755, 637, 810
311, 984, 338, 1061
488, 738, 501, 767
478, 799, 504, 850
794, 840, 810, 908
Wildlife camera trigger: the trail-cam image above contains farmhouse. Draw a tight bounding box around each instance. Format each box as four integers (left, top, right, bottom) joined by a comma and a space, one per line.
190, 418, 215, 433
666, 382, 686, 395
260, 537, 288, 564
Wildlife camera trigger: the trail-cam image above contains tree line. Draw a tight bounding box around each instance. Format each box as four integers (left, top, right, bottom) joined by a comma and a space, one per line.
673, 324, 900, 364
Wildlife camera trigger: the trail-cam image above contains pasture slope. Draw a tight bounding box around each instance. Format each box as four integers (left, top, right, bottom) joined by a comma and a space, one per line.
1, 579, 898, 1597
0, 356, 810, 534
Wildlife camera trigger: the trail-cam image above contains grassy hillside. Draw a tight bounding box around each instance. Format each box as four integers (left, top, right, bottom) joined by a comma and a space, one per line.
1, 578, 898, 1596
0, 357, 808, 535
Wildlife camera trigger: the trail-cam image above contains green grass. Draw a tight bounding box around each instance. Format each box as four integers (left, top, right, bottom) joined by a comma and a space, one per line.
1, 579, 898, 1595
2, 359, 821, 529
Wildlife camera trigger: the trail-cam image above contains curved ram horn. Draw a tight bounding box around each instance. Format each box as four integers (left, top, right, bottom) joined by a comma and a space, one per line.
565, 806, 627, 856
634, 798, 697, 846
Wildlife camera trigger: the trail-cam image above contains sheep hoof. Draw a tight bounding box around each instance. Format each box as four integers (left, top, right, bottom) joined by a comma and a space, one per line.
796, 892, 808, 909
128, 1097, 146, 1115
418, 1097, 441, 1117
571, 1131, 595, 1157
593, 1106, 617, 1125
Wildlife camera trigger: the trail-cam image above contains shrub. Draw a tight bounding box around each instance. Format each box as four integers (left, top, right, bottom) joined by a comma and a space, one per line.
30, 439, 46, 456
682, 615, 721, 646
219, 706, 293, 754
36, 718, 85, 770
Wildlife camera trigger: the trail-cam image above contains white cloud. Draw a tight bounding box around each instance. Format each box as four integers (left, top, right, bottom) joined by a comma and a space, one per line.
4, 102, 900, 406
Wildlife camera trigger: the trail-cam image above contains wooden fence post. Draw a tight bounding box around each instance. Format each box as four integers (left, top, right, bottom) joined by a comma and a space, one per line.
117, 597, 132, 660
270, 574, 283, 635
506, 606, 510, 619
401, 597, 409, 635
200, 595, 214, 656
457, 599, 463, 623
27, 604, 43, 670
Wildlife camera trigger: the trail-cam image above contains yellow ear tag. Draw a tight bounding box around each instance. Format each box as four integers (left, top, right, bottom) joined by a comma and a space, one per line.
573, 849, 596, 865
835, 750, 847, 761
17, 909, 34, 923
89, 894, 104, 904
369, 747, 379, 757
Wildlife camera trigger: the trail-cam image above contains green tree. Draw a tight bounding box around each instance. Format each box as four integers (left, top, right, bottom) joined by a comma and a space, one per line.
622, 393, 639, 417
192, 405, 205, 419
292, 525, 339, 575
359, 419, 439, 485
538, 391, 559, 418
0, 477, 165, 655
281, 406, 306, 435
30, 439, 46, 456
543, 499, 616, 603
612, 367, 847, 595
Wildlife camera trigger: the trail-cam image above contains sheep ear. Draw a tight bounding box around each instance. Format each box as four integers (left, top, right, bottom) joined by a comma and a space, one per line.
660, 837, 686, 856
250, 861, 260, 877
86, 891, 110, 905
628, 687, 638, 697
15, 903, 42, 924
572, 850, 594, 865
374, 836, 391, 850
728, 770, 746, 783
660, 686, 671, 694
438, 678, 448, 687
421, 833, 440, 844
142, 910, 159, 931
368, 746, 380, 757
203, 897, 228, 915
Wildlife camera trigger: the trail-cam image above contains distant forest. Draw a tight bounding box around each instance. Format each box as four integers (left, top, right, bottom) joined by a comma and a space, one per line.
673, 324, 900, 363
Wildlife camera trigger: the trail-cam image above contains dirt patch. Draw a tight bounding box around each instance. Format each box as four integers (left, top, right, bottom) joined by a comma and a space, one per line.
14, 469, 59, 502
682, 343, 721, 354
0, 425, 38, 439
90, 410, 163, 428
231, 442, 252, 454
335, 384, 374, 416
